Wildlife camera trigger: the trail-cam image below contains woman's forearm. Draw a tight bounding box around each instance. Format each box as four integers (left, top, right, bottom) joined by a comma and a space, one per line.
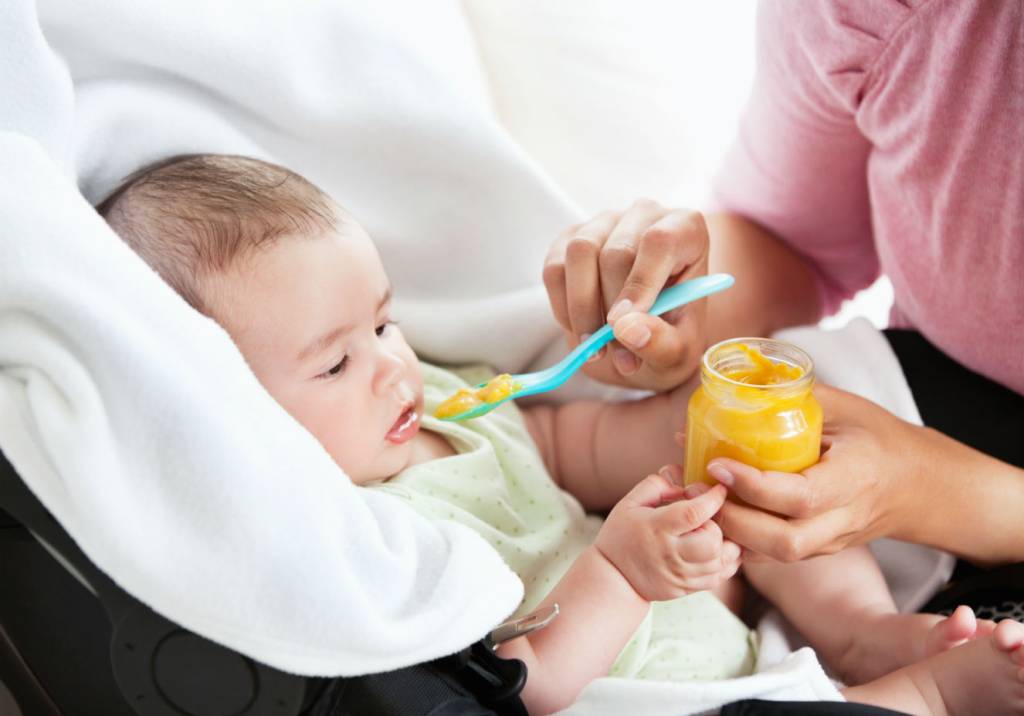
496, 546, 648, 715
705, 212, 821, 341
895, 426, 1024, 567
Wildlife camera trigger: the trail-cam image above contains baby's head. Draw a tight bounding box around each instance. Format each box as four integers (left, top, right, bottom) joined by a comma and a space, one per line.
99, 154, 423, 484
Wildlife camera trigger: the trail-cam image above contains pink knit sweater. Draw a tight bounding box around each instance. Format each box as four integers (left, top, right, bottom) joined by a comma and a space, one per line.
713, 0, 1023, 395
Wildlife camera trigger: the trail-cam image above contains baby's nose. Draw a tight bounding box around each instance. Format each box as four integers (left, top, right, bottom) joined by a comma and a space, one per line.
374, 353, 405, 393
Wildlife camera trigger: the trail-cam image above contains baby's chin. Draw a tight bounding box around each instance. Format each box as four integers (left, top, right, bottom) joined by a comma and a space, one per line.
344, 442, 415, 486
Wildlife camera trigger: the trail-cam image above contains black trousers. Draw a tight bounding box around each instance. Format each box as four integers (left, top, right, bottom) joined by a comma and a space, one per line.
723, 329, 1024, 716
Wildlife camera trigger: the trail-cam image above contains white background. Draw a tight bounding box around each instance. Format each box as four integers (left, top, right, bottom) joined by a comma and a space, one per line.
463, 0, 893, 329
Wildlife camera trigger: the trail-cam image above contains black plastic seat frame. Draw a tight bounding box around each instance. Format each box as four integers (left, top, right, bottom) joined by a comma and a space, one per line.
0, 447, 315, 715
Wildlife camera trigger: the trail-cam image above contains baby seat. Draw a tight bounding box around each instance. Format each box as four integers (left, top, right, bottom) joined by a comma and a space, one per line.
0, 446, 529, 716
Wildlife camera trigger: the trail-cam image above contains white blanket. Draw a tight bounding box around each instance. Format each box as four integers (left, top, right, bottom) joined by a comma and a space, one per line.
0, 0, 949, 709
1, 0, 561, 677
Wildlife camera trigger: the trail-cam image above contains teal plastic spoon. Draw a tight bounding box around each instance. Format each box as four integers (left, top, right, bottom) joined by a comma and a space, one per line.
436, 273, 735, 421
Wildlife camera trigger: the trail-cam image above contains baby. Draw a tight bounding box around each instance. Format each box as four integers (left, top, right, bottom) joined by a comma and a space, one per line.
99, 154, 1024, 716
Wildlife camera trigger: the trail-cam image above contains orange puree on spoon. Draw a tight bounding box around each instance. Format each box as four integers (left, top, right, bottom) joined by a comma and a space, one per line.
435, 374, 522, 419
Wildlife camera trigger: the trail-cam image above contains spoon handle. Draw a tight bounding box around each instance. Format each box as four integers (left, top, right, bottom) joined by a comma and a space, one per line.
555, 273, 735, 376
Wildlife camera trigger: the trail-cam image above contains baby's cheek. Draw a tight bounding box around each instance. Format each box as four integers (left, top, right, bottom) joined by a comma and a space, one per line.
302, 412, 358, 473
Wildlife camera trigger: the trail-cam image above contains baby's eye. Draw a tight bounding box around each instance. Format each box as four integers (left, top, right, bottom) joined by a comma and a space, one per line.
375, 320, 395, 337
317, 356, 348, 380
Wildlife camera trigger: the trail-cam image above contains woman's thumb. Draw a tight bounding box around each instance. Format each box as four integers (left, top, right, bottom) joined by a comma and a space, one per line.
612, 312, 687, 371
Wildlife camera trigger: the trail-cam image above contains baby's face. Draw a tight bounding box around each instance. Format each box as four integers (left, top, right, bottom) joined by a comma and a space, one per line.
206, 220, 423, 484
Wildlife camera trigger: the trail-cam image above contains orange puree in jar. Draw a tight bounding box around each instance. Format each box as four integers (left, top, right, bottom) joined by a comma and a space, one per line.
684, 338, 822, 486
435, 373, 521, 419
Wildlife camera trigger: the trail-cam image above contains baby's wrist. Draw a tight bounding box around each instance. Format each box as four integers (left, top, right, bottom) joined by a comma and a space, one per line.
588, 541, 647, 606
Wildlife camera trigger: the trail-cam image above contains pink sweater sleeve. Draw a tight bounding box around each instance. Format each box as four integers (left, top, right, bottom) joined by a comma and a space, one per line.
711, 0, 911, 316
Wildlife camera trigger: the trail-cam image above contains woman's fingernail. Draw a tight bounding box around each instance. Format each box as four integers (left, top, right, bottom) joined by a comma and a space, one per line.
683, 483, 710, 498
613, 347, 639, 375
607, 299, 632, 323
706, 463, 734, 486
618, 317, 651, 349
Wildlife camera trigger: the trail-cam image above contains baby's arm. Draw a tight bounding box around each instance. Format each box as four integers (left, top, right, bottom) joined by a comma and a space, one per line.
497, 545, 647, 715
523, 376, 697, 512
498, 477, 736, 714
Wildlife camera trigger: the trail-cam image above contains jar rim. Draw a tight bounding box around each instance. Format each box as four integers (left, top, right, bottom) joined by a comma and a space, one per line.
702, 337, 815, 391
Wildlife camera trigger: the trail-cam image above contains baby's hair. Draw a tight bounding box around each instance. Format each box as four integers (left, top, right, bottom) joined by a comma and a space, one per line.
97, 154, 338, 314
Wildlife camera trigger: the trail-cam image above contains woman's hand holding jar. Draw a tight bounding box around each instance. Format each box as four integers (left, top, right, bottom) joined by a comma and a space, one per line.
708, 385, 1024, 567
544, 202, 1024, 568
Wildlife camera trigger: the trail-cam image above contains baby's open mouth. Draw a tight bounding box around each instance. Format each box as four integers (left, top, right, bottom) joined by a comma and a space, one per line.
386, 405, 420, 444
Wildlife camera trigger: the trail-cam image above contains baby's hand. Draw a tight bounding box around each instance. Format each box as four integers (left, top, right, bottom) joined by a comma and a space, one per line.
594, 471, 740, 602
543, 200, 710, 391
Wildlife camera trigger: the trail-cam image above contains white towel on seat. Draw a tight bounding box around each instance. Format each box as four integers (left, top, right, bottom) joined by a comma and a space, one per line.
0, 0, 579, 676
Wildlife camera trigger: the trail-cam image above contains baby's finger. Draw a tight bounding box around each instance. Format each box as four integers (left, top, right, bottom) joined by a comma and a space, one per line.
721, 539, 742, 566
676, 524, 723, 563
656, 484, 728, 534
623, 473, 688, 509
678, 556, 733, 579
718, 541, 743, 581
676, 573, 727, 594
720, 556, 742, 581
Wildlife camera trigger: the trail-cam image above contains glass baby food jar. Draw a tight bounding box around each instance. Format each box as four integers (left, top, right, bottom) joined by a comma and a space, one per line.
684, 338, 823, 487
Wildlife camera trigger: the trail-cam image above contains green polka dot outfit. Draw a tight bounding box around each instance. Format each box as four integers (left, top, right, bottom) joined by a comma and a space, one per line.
374, 363, 756, 681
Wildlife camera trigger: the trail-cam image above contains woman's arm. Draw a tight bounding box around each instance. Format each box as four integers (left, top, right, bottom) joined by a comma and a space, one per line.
895, 427, 1024, 567
704, 211, 820, 342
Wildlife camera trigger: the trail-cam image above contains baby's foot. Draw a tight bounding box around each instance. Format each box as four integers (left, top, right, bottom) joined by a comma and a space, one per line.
843, 620, 1024, 715
923, 605, 997, 656
838, 606, 995, 685
912, 619, 1024, 715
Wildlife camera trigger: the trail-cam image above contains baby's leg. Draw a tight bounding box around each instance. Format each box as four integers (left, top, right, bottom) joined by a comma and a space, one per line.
841, 618, 1024, 716
744, 547, 987, 685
